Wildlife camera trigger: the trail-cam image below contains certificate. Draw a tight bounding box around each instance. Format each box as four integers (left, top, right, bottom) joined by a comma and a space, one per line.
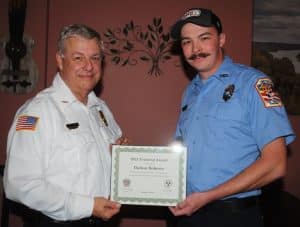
110, 145, 187, 206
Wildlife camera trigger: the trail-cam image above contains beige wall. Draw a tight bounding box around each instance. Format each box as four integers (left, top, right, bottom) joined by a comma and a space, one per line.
0, 0, 299, 226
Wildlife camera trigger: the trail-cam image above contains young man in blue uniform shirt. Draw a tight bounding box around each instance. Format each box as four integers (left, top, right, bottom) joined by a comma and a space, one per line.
169, 8, 295, 227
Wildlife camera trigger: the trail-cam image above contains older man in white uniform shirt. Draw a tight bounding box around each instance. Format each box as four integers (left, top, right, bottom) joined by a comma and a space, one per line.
4, 24, 124, 227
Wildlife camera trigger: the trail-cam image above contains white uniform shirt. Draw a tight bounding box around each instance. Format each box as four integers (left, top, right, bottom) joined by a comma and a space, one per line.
4, 73, 122, 221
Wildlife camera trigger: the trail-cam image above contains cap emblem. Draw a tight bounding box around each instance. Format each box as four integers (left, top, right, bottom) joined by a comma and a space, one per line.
182, 9, 201, 20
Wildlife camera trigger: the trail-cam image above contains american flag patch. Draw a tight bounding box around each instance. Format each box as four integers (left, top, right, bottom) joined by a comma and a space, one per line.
16, 115, 39, 131
255, 78, 282, 108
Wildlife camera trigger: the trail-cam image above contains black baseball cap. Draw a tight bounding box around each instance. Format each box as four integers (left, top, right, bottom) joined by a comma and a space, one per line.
170, 8, 222, 40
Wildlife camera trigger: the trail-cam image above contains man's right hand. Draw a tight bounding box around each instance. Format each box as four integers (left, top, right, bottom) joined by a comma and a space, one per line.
92, 197, 121, 220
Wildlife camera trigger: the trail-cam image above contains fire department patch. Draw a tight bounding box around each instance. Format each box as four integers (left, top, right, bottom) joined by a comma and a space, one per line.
255, 78, 282, 108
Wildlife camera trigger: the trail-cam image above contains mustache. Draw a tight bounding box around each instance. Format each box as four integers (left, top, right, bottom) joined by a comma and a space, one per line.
188, 52, 210, 60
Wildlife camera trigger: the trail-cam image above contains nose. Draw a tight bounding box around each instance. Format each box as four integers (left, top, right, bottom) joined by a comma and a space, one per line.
83, 58, 93, 71
192, 40, 201, 53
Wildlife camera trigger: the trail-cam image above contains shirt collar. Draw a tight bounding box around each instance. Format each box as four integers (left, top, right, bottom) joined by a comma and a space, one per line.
193, 56, 233, 82
213, 56, 233, 80
52, 73, 100, 108
190, 56, 233, 91
190, 75, 202, 92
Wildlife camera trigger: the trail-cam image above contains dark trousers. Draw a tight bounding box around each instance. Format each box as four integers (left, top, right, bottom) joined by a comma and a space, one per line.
167, 196, 264, 227
23, 213, 106, 227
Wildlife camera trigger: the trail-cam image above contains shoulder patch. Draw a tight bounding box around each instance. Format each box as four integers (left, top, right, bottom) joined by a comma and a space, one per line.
16, 115, 39, 131
255, 78, 282, 108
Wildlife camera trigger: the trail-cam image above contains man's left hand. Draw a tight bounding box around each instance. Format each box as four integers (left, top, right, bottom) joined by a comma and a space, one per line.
169, 192, 210, 216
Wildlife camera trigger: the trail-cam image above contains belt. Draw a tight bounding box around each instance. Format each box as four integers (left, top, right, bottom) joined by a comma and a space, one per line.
34, 212, 105, 226
206, 196, 260, 212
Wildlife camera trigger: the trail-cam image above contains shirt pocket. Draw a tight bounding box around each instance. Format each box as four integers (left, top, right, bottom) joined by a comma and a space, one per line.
207, 97, 244, 122
59, 129, 95, 174
178, 102, 196, 138
204, 97, 248, 147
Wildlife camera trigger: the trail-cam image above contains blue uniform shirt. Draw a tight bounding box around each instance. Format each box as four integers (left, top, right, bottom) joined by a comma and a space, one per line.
175, 56, 295, 198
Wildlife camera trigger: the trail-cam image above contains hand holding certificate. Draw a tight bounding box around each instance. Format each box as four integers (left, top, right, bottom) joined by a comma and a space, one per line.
110, 145, 187, 206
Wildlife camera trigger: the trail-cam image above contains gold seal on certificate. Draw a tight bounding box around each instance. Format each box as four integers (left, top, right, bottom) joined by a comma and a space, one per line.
110, 145, 187, 206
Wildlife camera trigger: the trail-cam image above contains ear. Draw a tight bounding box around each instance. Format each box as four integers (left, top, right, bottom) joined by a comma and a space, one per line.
219, 33, 226, 48
56, 53, 63, 71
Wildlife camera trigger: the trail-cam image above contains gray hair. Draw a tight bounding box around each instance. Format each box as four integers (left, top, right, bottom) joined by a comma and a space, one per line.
57, 24, 103, 55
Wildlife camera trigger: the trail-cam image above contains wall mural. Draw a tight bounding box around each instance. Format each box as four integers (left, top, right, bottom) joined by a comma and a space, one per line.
251, 0, 300, 114
102, 18, 174, 76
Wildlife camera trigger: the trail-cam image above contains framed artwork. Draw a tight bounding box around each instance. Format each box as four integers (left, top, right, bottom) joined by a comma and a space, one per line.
251, 0, 300, 114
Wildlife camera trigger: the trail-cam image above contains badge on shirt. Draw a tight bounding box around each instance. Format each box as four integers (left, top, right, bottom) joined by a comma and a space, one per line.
16, 115, 39, 131
255, 78, 282, 108
223, 84, 235, 102
99, 110, 108, 127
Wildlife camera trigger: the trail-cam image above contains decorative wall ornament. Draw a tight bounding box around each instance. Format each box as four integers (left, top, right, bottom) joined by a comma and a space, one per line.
0, 0, 38, 94
0, 35, 38, 94
102, 18, 173, 76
